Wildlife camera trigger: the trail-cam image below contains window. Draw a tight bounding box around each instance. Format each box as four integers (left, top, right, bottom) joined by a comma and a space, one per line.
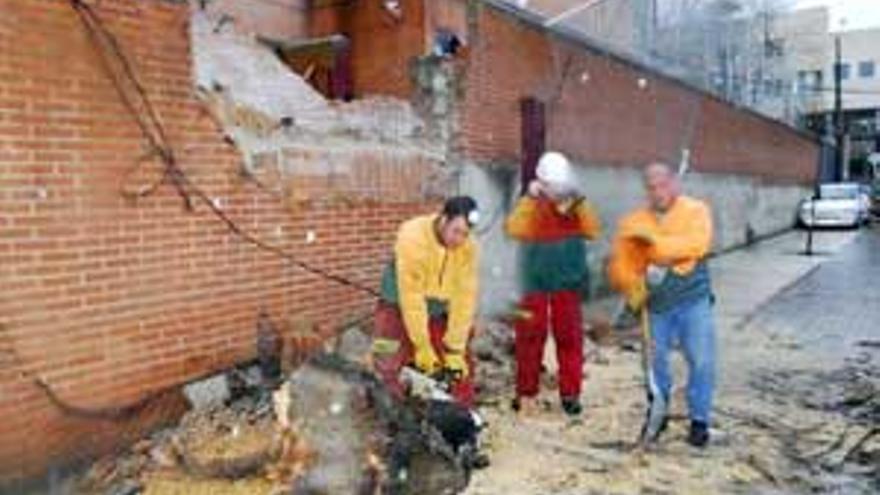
765, 38, 785, 58
774, 78, 785, 96
839, 62, 851, 80
820, 184, 859, 200
859, 60, 875, 78
797, 70, 809, 93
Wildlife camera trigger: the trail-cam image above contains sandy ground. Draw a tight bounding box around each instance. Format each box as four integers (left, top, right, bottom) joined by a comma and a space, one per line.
13, 231, 877, 495
464, 230, 878, 495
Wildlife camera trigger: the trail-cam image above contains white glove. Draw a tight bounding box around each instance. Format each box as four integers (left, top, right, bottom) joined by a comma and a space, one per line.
646, 264, 668, 288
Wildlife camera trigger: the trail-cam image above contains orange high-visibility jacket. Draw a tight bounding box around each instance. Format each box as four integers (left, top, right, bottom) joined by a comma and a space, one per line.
608, 195, 713, 298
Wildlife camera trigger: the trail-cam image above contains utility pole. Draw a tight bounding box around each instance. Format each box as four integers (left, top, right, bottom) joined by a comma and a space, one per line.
833, 34, 844, 182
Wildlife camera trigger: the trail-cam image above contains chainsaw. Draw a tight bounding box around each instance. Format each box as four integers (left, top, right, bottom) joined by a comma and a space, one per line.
398, 366, 488, 471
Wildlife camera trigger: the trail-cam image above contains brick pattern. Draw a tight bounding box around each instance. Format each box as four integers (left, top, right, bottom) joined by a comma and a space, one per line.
458, 4, 819, 184
278, 146, 446, 204
0, 0, 434, 481
311, 0, 428, 99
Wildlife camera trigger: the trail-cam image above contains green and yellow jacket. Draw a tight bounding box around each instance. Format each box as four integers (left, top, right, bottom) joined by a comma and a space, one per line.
380, 214, 479, 356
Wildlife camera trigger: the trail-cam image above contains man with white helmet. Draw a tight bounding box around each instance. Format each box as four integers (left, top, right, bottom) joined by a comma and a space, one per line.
505, 151, 602, 416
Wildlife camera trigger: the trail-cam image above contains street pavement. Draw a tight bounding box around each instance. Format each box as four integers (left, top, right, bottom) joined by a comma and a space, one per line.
467, 227, 873, 495
741, 227, 880, 366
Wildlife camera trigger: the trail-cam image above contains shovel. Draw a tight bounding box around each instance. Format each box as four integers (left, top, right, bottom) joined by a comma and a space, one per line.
638, 307, 667, 444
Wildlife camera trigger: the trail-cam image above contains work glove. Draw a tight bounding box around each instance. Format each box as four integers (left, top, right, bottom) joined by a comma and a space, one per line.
645, 264, 669, 288
413, 346, 441, 375
626, 281, 648, 312
554, 196, 583, 216
443, 352, 469, 380
510, 308, 534, 322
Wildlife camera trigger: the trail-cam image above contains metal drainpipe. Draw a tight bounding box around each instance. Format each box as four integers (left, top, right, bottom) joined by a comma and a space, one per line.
520, 97, 546, 196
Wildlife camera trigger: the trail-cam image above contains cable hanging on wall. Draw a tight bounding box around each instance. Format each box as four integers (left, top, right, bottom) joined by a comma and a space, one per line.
0, 0, 388, 425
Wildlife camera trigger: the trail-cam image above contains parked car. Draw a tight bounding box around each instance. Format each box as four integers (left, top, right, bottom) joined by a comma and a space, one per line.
858, 184, 872, 224
868, 182, 880, 219
798, 182, 865, 228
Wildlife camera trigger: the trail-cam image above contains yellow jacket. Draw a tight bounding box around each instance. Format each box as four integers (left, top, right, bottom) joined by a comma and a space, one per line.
394, 214, 479, 355
608, 195, 713, 297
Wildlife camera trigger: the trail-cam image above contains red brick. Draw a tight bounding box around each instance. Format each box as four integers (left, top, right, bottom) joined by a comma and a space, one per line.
0, 0, 432, 483
456, 4, 818, 184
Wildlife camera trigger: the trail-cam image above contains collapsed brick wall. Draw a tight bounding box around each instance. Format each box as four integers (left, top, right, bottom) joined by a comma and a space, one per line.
0, 0, 437, 482
459, 3, 819, 184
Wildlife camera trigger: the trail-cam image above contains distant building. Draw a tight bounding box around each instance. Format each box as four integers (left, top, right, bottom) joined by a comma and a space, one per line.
504, 1, 816, 127
503, 0, 647, 57
785, 10, 880, 179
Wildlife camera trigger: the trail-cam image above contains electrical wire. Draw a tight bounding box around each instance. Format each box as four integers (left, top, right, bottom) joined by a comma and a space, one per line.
0, 0, 385, 423
71, 0, 378, 298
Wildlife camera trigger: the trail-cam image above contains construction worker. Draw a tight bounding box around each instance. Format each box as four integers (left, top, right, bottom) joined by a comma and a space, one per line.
608, 162, 716, 447
506, 151, 602, 416
372, 196, 480, 407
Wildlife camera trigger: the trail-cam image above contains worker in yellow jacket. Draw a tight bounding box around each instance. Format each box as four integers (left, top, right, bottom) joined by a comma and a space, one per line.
608, 162, 716, 447
373, 196, 480, 406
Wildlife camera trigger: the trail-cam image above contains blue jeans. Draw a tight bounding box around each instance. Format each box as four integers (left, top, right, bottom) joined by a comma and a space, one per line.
649, 295, 717, 424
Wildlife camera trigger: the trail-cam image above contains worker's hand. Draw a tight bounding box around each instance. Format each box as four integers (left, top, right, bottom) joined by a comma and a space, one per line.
527, 180, 545, 198
443, 353, 469, 379
510, 308, 534, 322
626, 282, 648, 312
555, 195, 584, 216
413, 346, 441, 375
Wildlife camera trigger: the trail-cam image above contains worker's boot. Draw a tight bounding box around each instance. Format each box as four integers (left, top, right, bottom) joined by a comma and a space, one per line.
512, 396, 541, 416
688, 420, 710, 448
560, 397, 582, 417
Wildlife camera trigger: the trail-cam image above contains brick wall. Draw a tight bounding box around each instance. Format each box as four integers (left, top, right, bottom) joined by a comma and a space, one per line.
311, 0, 429, 99
458, 3, 819, 184
0, 0, 434, 482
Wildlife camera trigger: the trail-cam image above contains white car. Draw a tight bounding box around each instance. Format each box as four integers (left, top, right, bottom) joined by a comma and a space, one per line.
858, 184, 873, 222
798, 183, 864, 228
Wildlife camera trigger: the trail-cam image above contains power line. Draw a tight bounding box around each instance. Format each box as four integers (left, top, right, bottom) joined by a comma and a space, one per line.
71, 0, 379, 298
2, 0, 384, 425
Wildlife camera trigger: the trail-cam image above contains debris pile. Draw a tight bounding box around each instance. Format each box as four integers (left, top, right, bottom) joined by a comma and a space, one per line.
71, 328, 482, 495
470, 321, 515, 403
742, 354, 880, 491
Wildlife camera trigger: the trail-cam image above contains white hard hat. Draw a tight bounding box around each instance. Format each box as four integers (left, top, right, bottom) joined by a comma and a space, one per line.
536, 151, 572, 188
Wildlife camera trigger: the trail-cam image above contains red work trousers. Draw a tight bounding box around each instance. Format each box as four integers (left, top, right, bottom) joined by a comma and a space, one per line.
372, 302, 475, 407
515, 290, 584, 399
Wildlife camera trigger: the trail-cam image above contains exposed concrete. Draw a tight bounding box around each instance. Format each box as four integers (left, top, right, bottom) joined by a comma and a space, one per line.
190, 9, 430, 144
190, 8, 334, 133
459, 161, 812, 315
199, 0, 310, 41
568, 164, 811, 252
182, 373, 230, 410
188, 7, 451, 205
412, 56, 461, 163
455, 162, 522, 316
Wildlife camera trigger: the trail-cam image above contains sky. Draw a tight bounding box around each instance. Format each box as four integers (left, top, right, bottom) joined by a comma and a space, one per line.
794, 0, 880, 31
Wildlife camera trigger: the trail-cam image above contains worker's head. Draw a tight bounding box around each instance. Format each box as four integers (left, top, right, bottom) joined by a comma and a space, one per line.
643, 162, 680, 212
437, 196, 479, 249
536, 151, 575, 199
